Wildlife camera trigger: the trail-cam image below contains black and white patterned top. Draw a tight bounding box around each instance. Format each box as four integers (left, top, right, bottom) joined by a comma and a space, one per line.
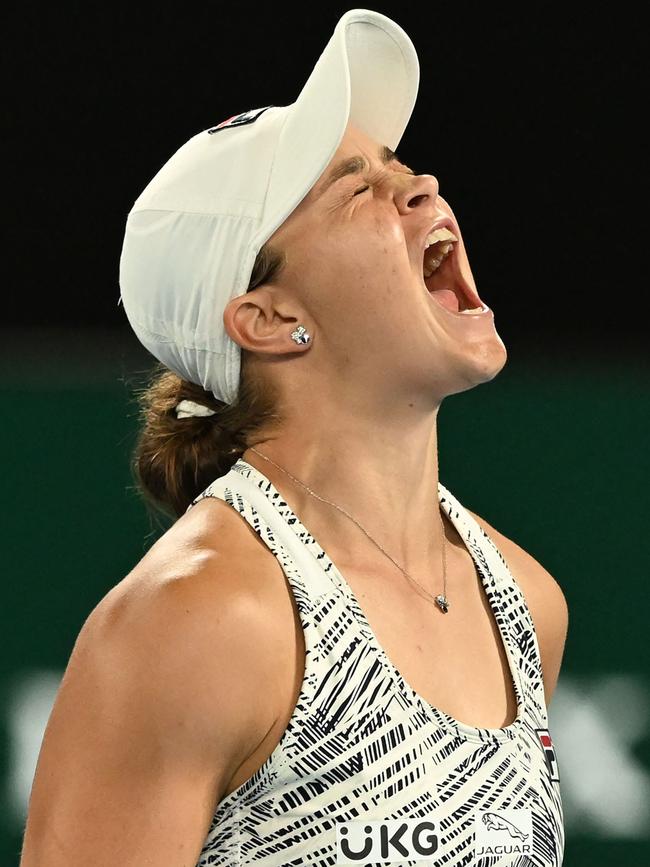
188, 458, 564, 866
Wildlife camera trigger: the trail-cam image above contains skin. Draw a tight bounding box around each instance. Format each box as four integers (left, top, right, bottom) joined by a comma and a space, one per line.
224, 121, 508, 589
222, 120, 567, 710
19, 122, 568, 867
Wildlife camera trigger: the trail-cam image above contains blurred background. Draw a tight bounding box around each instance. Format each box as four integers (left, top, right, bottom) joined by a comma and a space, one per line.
2, 1, 647, 864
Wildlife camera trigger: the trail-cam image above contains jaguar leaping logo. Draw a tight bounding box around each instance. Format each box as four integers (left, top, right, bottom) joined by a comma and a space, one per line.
481, 812, 528, 841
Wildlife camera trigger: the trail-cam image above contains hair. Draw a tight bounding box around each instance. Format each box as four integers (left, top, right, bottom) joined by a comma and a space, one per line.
129, 242, 286, 522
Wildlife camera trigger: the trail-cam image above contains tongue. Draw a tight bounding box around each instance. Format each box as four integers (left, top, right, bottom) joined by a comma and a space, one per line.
429, 288, 460, 312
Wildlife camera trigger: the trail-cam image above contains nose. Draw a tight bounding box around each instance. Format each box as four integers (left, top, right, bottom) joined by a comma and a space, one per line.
393, 173, 439, 214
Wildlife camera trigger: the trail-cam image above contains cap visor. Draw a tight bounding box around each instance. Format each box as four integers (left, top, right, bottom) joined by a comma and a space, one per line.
257, 9, 419, 247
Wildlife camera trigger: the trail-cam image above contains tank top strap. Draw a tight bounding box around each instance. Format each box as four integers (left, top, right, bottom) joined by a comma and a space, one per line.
438, 481, 546, 710
438, 481, 516, 590
188, 461, 335, 601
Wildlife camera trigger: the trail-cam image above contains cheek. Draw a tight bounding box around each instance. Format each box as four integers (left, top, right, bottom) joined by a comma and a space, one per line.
332, 235, 403, 306
285, 219, 409, 315
282, 240, 346, 311
343, 217, 406, 277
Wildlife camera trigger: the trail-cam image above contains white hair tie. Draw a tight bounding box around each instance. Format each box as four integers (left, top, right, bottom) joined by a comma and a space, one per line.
175, 399, 217, 419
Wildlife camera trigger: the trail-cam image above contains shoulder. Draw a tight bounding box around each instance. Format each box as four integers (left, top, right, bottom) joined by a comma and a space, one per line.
87, 495, 295, 768
20, 497, 294, 862
102, 494, 280, 631
465, 506, 569, 705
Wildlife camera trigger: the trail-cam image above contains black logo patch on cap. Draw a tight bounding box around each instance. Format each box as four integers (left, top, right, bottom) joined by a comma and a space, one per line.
207, 106, 273, 134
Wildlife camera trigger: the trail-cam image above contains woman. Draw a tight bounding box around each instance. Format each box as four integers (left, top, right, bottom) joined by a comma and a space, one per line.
20, 9, 568, 866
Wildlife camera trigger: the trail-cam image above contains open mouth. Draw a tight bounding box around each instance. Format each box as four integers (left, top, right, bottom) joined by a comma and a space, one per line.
422, 228, 486, 315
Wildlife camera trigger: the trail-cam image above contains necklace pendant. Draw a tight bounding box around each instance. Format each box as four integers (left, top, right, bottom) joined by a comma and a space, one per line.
435, 594, 449, 613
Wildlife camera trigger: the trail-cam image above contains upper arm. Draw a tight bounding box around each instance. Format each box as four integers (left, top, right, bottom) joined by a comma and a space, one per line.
466, 508, 569, 706
20, 549, 281, 867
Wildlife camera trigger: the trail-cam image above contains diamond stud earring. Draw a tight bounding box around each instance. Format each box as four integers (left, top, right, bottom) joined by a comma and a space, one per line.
290, 325, 311, 344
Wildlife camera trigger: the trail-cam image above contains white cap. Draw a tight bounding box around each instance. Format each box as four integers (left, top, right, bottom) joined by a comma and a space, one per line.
118, 9, 419, 405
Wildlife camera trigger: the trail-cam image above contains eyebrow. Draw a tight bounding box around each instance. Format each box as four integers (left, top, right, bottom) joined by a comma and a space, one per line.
316, 145, 413, 196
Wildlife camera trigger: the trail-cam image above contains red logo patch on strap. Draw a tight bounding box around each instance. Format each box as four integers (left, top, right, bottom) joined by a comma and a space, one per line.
536, 728, 560, 782
207, 106, 273, 134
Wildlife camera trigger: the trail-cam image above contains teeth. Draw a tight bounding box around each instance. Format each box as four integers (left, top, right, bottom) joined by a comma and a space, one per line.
425, 227, 458, 248
423, 228, 459, 280
423, 257, 443, 277
459, 306, 485, 314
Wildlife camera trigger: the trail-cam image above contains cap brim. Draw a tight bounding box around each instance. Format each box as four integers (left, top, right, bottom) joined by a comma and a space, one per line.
257, 8, 419, 249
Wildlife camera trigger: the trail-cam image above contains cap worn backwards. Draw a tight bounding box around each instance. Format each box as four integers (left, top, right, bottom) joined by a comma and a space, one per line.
118, 9, 420, 405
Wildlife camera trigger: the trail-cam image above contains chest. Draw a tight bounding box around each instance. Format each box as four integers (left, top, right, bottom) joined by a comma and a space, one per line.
337, 546, 520, 730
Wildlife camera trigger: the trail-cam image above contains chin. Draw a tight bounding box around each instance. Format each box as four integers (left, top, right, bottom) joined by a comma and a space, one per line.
451, 333, 508, 394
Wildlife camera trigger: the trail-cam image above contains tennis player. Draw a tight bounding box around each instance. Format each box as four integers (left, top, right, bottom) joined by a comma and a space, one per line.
20, 9, 568, 866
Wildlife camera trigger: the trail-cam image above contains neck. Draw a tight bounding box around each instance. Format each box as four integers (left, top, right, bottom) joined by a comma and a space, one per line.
241, 402, 460, 591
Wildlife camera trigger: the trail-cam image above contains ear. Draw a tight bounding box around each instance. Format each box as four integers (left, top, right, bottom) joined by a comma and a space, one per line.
223, 285, 312, 355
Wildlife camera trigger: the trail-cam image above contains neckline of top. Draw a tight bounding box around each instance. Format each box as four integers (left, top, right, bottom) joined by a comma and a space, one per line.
231, 457, 526, 744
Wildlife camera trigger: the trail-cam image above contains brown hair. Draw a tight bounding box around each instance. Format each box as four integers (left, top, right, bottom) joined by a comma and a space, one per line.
129, 243, 286, 522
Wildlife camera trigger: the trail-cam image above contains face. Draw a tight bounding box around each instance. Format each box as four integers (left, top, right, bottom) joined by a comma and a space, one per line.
256, 123, 506, 404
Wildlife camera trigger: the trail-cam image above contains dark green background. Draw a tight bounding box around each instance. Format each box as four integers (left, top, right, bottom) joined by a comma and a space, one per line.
2, 336, 648, 865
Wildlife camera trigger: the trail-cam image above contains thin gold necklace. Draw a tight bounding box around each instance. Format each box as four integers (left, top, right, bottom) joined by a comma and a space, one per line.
247, 446, 449, 613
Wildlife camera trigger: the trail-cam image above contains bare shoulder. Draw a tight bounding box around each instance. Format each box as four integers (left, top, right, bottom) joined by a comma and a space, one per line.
465, 507, 569, 705
20, 496, 296, 865
97, 494, 292, 750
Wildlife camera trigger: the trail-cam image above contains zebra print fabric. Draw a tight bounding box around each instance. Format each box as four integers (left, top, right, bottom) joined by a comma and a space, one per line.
188, 458, 564, 866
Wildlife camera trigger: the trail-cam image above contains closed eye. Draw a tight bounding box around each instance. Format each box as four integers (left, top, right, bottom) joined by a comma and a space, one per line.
353, 185, 370, 196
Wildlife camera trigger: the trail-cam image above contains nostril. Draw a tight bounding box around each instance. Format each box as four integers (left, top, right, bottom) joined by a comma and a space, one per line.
407, 193, 429, 209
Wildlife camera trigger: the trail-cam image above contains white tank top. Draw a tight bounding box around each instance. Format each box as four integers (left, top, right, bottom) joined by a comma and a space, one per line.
188, 458, 564, 866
